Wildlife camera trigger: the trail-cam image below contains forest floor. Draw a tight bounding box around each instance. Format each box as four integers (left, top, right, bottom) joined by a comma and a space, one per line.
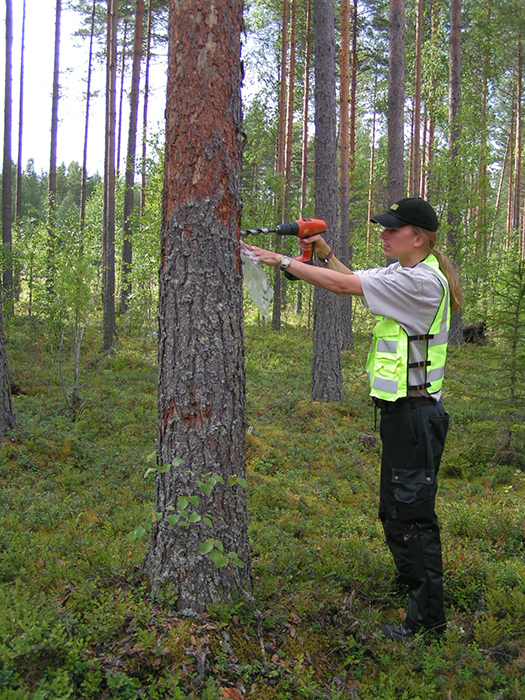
1, 313, 525, 699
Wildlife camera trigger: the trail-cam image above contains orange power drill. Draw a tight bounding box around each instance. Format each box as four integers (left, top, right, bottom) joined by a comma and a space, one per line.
241, 217, 327, 276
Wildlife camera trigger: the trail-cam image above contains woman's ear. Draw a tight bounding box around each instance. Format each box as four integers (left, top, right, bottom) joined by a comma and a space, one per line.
413, 232, 425, 248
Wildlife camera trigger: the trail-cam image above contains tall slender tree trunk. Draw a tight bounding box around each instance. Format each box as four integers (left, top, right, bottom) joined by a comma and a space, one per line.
272, 0, 289, 331
512, 40, 523, 243
489, 129, 510, 251
47, 0, 61, 296
141, 0, 153, 210
300, 0, 311, 215
388, 0, 405, 203
80, 0, 96, 235
411, 0, 422, 196
103, 0, 118, 352
0, 284, 15, 436
15, 0, 25, 222
144, 0, 252, 613
283, 0, 296, 221
367, 75, 377, 257
338, 0, 353, 350
2, 0, 13, 315
311, 0, 343, 402
121, 0, 144, 313
424, 0, 439, 200
297, 0, 312, 316
116, 20, 128, 180
447, 0, 463, 343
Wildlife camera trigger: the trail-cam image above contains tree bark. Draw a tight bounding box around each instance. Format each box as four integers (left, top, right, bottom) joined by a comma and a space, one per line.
3, 0, 13, 315
144, 0, 252, 613
388, 0, 405, 203
311, 0, 343, 402
103, 0, 118, 352
121, 0, 144, 313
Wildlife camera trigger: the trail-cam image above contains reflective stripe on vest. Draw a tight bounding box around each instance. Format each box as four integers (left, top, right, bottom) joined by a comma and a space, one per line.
366, 254, 450, 401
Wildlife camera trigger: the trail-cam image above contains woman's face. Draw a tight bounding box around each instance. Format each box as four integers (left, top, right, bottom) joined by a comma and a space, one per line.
379, 225, 425, 266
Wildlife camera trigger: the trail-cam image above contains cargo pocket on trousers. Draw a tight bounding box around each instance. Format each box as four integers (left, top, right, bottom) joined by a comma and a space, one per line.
392, 468, 435, 522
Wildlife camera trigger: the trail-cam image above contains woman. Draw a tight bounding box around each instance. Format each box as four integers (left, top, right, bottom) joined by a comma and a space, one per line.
242, 197, 462, 641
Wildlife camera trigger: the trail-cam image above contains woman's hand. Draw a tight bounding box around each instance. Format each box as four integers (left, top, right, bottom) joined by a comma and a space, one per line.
298, 234, 331, 259
240, 241, 283, 267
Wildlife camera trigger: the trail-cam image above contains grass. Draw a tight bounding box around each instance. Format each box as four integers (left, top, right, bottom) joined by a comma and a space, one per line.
1, 313, 525, 698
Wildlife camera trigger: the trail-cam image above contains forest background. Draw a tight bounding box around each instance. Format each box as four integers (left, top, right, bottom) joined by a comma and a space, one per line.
1, 0, 525, 698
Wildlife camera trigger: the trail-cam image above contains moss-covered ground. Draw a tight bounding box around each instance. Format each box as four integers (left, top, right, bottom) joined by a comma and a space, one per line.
1, 313, 524, 699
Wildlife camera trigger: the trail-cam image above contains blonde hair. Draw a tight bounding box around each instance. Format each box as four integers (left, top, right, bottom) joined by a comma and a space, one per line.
413, 226, 462, 314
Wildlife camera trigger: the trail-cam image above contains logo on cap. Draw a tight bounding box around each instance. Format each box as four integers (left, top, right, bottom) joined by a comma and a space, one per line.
391, 204, 399, 210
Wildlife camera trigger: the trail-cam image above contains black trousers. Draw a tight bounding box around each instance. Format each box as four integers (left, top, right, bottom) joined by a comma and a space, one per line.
376, 397, 449, 631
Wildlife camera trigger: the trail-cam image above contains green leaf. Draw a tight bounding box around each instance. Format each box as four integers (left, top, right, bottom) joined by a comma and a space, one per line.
228, 475, 247, 489
154, 511, 163, 521
128, 525, 147, 541
198, 481, 214, 497
203, 517, 213, 527
168, 514, 180, 526
189, 512, 201, 523
200, 538, 214, 554
177, 496, 189, 511
171, 458, 184, 468
188, 495, 200, 507
208, 549, 229, 568
228, 552, 243, 567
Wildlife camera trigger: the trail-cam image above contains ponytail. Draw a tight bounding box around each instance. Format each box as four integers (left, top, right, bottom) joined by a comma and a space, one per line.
412, 226, 462, 314
432, 248, 462, 314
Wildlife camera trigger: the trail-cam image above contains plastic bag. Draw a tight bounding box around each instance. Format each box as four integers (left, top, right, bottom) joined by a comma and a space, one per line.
241, 248, 273, 318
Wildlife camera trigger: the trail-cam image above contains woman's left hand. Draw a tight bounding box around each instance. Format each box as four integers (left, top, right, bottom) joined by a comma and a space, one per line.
240, 241, 283, 267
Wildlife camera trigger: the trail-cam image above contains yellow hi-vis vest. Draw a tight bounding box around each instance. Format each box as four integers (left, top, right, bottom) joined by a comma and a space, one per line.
366, 254, 450, 402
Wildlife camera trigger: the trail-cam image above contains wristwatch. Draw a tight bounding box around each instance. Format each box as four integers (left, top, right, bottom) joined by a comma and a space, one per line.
280, 256, 292, 270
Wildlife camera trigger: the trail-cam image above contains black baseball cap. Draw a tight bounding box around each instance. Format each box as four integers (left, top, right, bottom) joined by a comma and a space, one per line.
370, 197, 439, 232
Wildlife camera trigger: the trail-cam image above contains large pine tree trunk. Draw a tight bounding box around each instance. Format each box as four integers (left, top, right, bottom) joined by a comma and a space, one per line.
144, 0, 252, 613
311, 0, 343, 402
2, 0, 13, 315
388, 0, 405, 203
121, 0, 144, 313
103, 0, 118, 352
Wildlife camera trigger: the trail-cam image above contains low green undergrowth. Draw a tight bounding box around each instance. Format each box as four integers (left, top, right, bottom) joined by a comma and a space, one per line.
1, 316, 524, 698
